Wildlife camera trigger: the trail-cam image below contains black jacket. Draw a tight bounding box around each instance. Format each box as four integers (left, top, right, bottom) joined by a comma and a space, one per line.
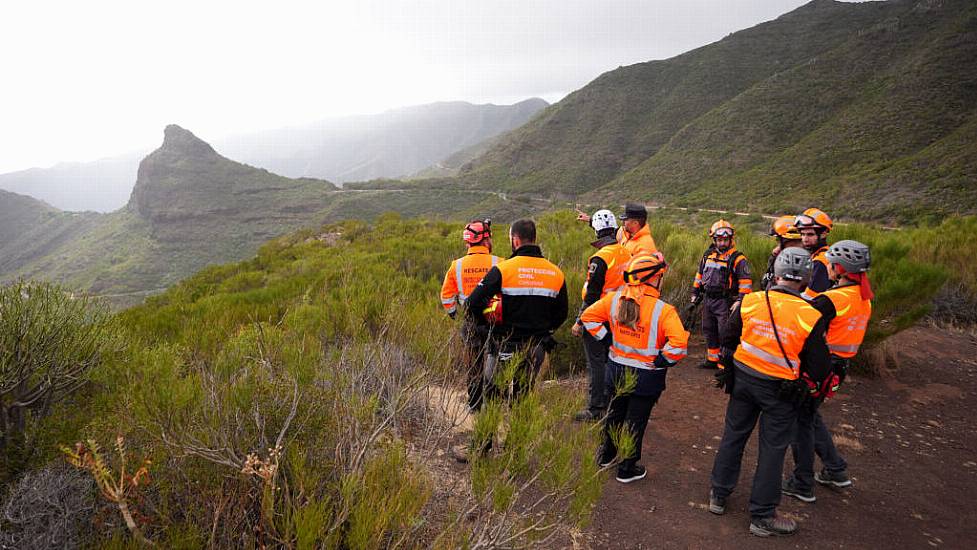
466, 244, 569, 342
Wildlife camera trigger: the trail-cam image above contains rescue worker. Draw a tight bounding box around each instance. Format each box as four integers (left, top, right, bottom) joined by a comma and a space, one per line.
689, 220, 752, 369
761, 216, 803, 290
440, 219, 501, 411
466, 218, 569, 400
581, 253, 689, 483
617, 203, 658, 256
783, 240, 872, 503
794, 208, 833, 298
571, 209, 632, 422
709, 248, 832, 537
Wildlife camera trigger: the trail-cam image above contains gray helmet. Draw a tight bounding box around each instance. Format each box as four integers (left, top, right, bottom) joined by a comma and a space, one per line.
774, 247, 813, 284
825, 240, 871, 273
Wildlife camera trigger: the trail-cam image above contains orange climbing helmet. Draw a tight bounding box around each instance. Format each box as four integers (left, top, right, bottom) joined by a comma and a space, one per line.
462, 219, 492, 244
709, 219, 734, 238
794, 208, 833, 234
770, 215, 801, 240
623, 252, 668, 286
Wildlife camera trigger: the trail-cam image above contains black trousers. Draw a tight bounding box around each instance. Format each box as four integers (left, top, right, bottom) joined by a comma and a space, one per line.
602, 362, 662, 469
483, 338, 546, 402
460, 321, 490, 411
711, 369, 799, 519
790, 401, 848, 490
583, 331, 610, 413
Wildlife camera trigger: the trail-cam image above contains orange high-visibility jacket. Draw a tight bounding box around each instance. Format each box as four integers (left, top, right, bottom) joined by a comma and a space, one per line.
692, 247, 753, 297
580, 243, 631, 300
803, 246, 831, 299
821, 284, 872, 358
733, 290, 824, 380
581, 288, 689, 370
440, 245, 500, 315
617, 224, 658, 256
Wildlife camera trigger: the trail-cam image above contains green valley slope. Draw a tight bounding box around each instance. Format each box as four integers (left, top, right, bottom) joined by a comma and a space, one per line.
0, 126, 531, 300
459, 0, 977, 223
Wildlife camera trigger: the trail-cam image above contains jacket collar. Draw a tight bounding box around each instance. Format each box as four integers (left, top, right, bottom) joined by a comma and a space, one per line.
625, 223, 651, 241
466, 245, 491, 255
590, 235, 618, 249
511, 244, 544, 258
711, 245, 737, 258
770, 285, 803, 298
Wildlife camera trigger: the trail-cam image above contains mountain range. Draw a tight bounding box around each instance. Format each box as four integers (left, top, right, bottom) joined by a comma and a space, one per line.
0, 99, 547, 213
0, 126, 520, 302
459, 0, 977, 222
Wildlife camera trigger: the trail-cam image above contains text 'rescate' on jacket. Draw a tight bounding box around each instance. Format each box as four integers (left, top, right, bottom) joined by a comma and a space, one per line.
440, 245, 500, 316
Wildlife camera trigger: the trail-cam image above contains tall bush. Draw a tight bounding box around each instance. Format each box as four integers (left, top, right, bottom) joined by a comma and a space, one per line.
0, 281, 116, 476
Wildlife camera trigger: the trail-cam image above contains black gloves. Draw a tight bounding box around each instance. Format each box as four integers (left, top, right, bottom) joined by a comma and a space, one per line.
714, 367, 734, 394
777, 378, 811, 407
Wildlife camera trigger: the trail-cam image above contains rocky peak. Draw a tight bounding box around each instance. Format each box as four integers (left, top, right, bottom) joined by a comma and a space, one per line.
159, 124, 218, 158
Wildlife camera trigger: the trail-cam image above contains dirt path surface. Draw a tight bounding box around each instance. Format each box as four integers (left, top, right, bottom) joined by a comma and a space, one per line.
583, 325, 977, 549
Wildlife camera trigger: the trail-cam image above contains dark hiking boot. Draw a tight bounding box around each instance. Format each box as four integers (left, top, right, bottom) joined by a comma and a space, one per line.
574, 408, 604, 422
596, 445, 615, 468
750, 516, 797, 537
708, 490, 727, 515
615, 464, 647, 484
699, 360, 720, 370
782, 477, 816, 503
815, 468, 852, 488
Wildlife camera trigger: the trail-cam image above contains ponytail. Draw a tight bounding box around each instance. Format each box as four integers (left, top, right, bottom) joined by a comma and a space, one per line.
617, 297, 641, 330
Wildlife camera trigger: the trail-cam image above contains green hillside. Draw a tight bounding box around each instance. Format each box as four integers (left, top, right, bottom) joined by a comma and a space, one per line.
458, 0, 977, 223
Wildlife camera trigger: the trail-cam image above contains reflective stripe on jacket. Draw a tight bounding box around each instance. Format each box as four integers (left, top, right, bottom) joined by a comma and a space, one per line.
733, 290, 823, 380
465, 245, 569, 341
617, 224, 658, 256
581, 243, 631, 300
823, 284, 871, 358
440, 246, 500, 314
580, 288, 688, 371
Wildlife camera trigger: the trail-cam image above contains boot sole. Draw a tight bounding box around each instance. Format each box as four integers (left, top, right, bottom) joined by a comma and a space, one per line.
708, 504, 725, 515
782, 488, 816, 503
815, 474, 852, 488
750, 523, 796, 537
616, 470, 647, 483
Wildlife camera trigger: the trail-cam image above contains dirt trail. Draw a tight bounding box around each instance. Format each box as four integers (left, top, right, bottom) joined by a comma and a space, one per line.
583, 325, 977, 549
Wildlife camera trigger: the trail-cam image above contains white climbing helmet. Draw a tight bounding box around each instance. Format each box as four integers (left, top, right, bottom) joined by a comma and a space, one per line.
590, 209, 618, 233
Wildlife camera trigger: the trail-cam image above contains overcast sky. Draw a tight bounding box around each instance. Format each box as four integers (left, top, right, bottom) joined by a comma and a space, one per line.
0, 0, 819, 173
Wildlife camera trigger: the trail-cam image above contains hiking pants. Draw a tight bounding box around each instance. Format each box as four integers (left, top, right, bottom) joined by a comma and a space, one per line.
483, 338, 546, 403
791, 402, 848, 490
602, 360, 665, 468
711, 369, 799, 519
583, 331, 610, 414
701, 295, 732, 363
461, 321, 490, 411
